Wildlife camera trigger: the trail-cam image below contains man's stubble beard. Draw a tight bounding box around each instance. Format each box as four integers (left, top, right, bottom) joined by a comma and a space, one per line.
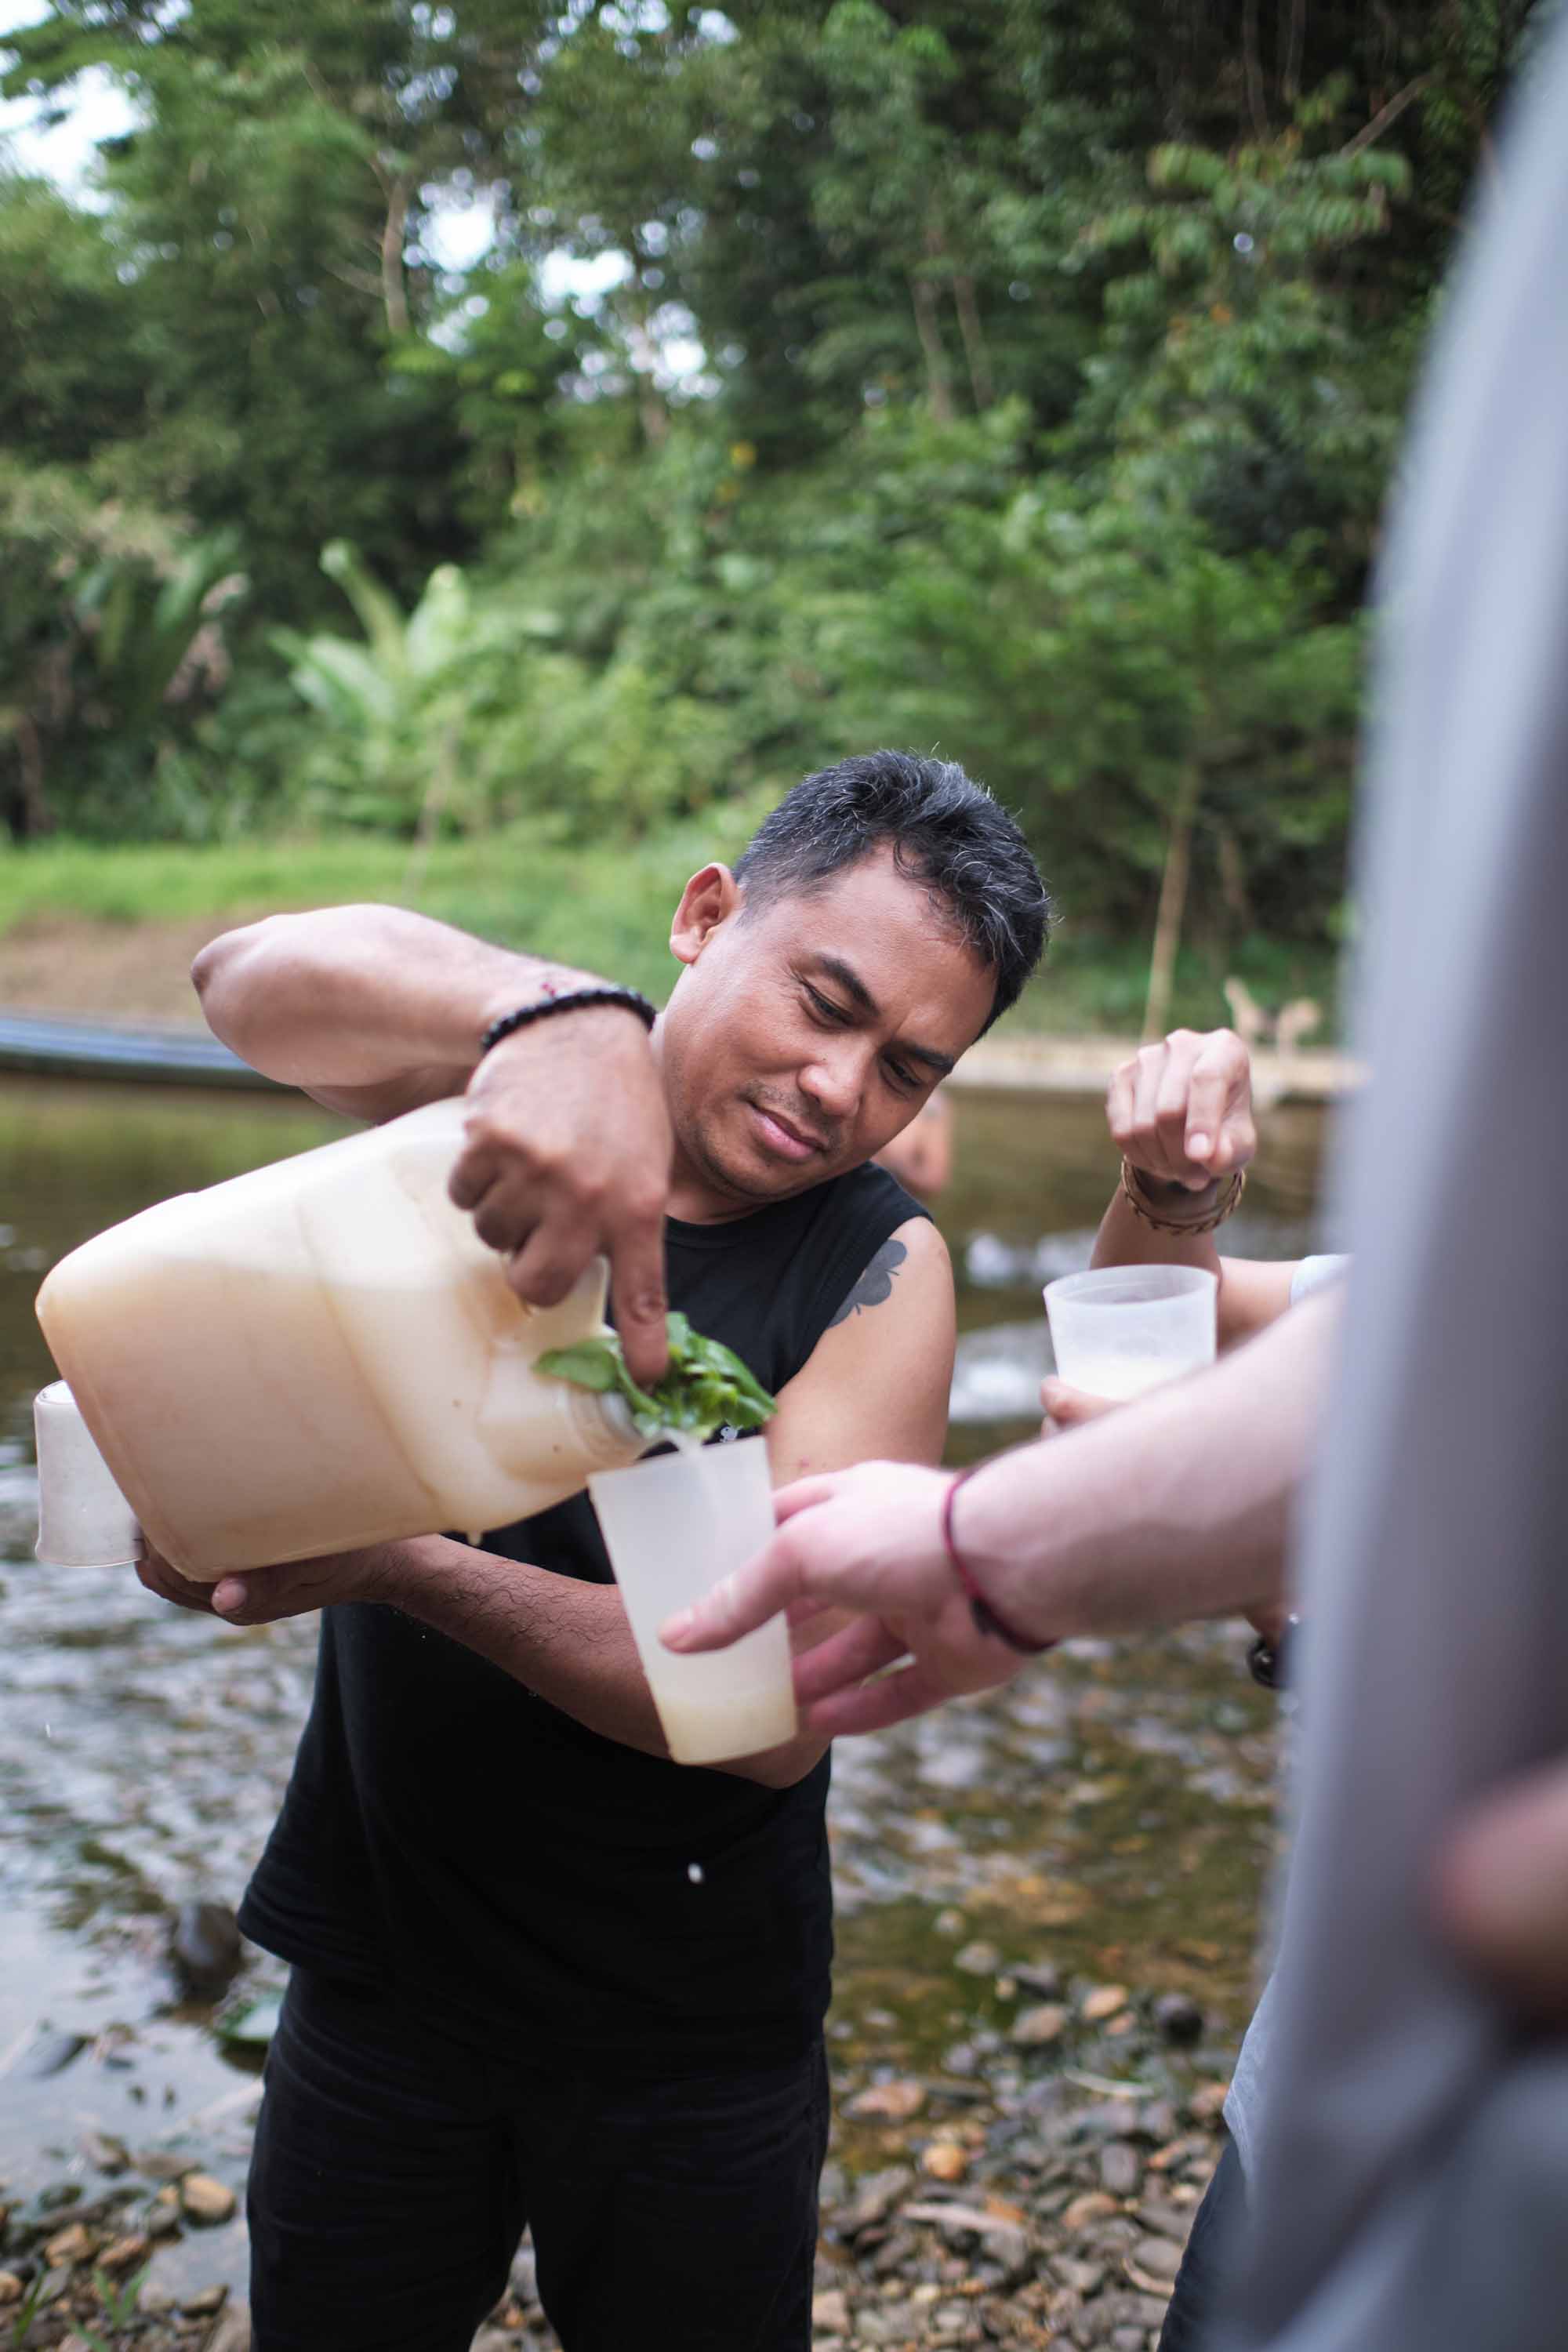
681, 1100, 837, 1210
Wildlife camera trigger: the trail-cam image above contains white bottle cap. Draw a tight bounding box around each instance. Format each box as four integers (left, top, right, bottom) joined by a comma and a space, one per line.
34, 1381, 143, 1569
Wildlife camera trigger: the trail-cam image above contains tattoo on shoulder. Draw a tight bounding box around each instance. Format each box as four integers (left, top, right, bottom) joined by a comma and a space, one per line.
829, 1236, 909, 1327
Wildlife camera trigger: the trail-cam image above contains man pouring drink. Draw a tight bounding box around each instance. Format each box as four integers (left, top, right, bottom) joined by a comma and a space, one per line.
133, 750, 1050, 2352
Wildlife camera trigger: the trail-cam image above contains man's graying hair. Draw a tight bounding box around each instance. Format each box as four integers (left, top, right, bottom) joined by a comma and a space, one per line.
733, 750, 1051, 1031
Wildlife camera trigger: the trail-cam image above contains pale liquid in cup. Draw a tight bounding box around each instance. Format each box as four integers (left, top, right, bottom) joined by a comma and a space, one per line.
1057, 1353, 1196, 1401
590, 1439, 797, 1766
1044, 1265, 1218, 1406
650, 1436, 795, 1760
653, 1679, 797, 1762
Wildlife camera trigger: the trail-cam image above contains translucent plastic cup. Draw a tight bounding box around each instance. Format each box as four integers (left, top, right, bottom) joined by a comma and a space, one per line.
1043, 1265, 1218, 1400
34, 1381, 142, 1568
589, 1438, 797, 1766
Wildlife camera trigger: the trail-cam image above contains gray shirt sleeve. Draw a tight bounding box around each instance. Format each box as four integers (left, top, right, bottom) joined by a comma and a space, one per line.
1222, 1257, 1348, 2176
1223, 19, 1568, 2348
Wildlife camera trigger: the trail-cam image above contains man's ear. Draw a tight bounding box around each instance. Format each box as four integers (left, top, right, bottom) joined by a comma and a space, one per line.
670, 864, 741, 967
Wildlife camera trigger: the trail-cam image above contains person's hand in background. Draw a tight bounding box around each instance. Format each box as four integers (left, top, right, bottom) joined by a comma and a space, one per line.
1436, 1759, 1568, 2020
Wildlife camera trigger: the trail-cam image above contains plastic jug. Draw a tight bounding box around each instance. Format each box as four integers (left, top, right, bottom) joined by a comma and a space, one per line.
34, 1097, 645, 1579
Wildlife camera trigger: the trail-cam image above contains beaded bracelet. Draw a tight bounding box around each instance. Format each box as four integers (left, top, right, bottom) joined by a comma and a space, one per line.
942, 1467, 1055, 1656
480, 984, 656, 1057
1119, 1156, 1247, 1236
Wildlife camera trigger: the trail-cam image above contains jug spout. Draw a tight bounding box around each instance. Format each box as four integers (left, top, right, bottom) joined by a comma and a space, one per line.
34, 1382, 143, 1569
477, 1347, 644, 1495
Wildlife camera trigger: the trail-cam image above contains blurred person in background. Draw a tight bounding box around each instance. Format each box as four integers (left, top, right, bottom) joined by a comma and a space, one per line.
873, 1082, 953, 1199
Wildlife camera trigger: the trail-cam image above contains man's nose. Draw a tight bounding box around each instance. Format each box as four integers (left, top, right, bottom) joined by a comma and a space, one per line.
799, 1040, 866, 1124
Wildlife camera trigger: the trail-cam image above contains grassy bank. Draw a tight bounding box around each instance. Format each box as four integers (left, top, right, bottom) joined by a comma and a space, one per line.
0, 829, 1342, 1042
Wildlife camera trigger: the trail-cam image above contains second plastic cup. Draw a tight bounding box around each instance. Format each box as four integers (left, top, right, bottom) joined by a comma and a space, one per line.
34, 1381, 142, 1569
1044, 1264, 1218, 1399
589, 1437, 797, 1766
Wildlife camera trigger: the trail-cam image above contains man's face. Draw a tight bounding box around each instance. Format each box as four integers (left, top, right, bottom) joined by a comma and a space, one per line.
656, 846, 996, 1214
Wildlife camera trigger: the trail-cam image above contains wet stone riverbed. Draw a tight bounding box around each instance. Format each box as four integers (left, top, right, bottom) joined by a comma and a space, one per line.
0, 1076, 1329, 2348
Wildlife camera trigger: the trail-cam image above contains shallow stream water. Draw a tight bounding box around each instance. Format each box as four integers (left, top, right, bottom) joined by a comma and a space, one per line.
0, 1075, 1331, 2309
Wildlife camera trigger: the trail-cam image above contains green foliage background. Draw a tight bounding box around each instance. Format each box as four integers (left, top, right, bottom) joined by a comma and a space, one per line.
0, 0, 1555, 1026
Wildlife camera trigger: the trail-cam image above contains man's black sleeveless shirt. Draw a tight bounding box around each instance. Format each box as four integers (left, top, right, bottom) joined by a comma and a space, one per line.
238, 1163, 925, 2072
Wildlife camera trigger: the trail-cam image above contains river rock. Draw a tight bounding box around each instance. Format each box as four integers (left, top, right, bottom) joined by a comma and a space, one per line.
813, 2286, 851, 2333
99, 2230, 151, 2270
147, 2186, 183, 2236
921, 2140, 969, 2183
953, 1940, 1002, 1976
854, 2304, 919, 2345
845, 2078, 925, 2122
204, 2309, 252, 2352
1138, 2194, 1197, 2241
168, 1900, 244, 1998
1062, 2190, 1120, 2231
45, 2220, 95, 2265
14, 2026, 87, 2080
0, 2273, 22, 2307
1140, 2099, 1179, 2144
869, 2228, 920, 2278
1152, 1991, 1205, 2045
836, 2167, 913, 2237
184, 2282, 228, 2314
180, 2172, 237, 2224
1011, 2002, 1067, 2046
1080, 1984, 1130, 2025
1130, 2233, 1185, 2282
1103, 2288, 1171, 2331
1187, 2080, 1229, 2122
1051, 2253, 1107, 2296
1099, 2142, 1142, 2198
1014, 1960, 1062, 1998
983, 2223, 1033, 2285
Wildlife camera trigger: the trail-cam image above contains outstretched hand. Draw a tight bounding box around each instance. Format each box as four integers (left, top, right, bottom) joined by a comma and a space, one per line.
451, 1006, 674, 1388
661, 1461, 1044, 1735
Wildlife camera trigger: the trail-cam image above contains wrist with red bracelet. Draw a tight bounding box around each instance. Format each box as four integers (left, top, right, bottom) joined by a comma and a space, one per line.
941, 1466, 1055, 1656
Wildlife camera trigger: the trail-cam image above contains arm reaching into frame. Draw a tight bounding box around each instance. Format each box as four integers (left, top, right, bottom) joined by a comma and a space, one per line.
663, 1288, 1341, 1735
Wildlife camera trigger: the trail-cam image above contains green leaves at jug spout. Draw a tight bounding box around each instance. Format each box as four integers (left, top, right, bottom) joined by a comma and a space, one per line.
539, 1312, 776, 1444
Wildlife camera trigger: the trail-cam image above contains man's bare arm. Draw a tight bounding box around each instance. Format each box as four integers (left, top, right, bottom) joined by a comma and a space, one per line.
149, 1534, 689, 1764
192, 905, 594, 1114
1090, 1028, 1298, 1351
768, 1216, 954, 1483
192, 905, 673, 1382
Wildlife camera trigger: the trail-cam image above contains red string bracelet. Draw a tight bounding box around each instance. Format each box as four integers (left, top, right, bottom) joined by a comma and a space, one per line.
942, 1467, 1055, 1656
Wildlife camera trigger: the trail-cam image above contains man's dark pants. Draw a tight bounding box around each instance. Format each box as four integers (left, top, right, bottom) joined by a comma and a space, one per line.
249, 1971, 829, 2352
1158, 2138, 1244, 2352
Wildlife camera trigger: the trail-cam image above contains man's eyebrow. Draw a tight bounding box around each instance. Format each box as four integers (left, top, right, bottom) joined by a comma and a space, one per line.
811, 955, 957, 1078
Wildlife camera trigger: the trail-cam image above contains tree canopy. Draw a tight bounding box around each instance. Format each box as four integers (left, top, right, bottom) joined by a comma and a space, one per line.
0, 0, 1552, 1010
